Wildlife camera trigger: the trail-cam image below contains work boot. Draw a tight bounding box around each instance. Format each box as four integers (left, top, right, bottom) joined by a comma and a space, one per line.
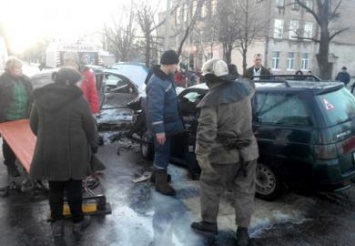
154, 169, 176, 196
73, 216, 91, 240
150, 170, 171, 183
191, 221, 218, 236
236, 227, 250, 246
52, 220, 64, 238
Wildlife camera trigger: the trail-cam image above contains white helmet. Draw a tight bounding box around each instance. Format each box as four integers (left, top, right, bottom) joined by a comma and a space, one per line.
201, 59, 229, 77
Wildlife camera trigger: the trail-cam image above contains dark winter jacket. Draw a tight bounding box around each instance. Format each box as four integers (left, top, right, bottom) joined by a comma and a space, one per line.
146, 66, 184, 136
29, 83, 97, 181
0, 72, 33, 123
196, 79, 259, 164
245, 66, 271, 80
335, 71, 350, 85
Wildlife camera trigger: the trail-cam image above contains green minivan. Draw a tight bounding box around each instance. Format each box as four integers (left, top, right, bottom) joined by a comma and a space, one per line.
253, 80, 355, 200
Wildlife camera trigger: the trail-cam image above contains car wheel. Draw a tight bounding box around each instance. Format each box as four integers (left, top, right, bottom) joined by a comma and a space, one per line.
255, 163, 283, 201
140, 132, 154, 160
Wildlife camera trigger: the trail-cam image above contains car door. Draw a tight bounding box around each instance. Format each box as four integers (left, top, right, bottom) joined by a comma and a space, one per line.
169, 88, 206, 174
253, 91, 315, 187
98, 72, 139, 127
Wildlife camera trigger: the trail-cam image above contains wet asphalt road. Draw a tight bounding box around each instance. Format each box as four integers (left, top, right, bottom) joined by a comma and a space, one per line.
1, 137, 355, 246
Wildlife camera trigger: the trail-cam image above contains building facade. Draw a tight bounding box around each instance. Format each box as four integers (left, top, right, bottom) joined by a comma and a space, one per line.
159, 0, 355, 78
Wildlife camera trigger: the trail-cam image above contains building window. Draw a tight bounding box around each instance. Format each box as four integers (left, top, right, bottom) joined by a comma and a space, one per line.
291, 1, 300, 10
272, 51, 281, 69
289, 20, 300, 39
183, 4, 188, 22
304, 22, 313, 39
301, 53, 309, 70
192, 1, 198, 15
201, 2, 207, 18
276, 0, 285, 7
211, 0, 218, 15
287, 52, 295, 70
305, 0, 313, 10
274, 19, 284, 39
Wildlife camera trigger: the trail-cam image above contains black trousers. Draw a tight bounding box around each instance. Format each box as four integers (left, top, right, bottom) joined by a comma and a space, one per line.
2, 140, 17, 171
2, 140, 16, 166
48, 179, 83, 223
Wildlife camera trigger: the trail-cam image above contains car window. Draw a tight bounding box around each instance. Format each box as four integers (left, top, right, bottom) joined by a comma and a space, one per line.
179, 90, 205, 115
316, 88, 355, 126
183, 91, 204, 103
255, 92, 312, 126
104, 74, 133, 94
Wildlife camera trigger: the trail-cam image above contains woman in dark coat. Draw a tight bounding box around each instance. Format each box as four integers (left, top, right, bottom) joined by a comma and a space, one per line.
29, 67, 97, 240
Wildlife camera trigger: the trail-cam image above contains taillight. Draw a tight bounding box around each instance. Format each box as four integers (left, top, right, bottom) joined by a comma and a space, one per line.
314, 144, 338, 160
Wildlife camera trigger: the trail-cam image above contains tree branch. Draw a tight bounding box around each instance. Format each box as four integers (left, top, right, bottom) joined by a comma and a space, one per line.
295, 0, 321, 26
329, 27, 350, 41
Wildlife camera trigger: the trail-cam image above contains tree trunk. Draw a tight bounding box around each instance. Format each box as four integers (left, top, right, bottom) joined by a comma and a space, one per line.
145, 33, 151, 67
242, 48, 247, 77
316, 0, 332, 80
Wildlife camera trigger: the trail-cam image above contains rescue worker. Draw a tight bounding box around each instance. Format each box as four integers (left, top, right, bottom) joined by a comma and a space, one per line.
191, 59, 259, 246
146, 50, 184, 196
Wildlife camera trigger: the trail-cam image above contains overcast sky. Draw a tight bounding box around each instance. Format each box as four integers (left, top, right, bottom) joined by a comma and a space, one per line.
0, 0, 165, 53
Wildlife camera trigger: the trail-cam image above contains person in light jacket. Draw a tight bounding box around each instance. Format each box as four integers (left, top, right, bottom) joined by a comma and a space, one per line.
0, 56, 33, 177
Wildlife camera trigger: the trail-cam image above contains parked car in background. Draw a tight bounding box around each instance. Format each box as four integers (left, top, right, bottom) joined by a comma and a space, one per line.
130, 76, 355, 200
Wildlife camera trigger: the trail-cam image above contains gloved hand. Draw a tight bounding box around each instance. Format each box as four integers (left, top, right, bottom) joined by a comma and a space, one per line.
196, 154, 215, 175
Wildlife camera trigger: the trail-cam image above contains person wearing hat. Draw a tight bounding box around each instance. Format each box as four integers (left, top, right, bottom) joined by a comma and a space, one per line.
335, 66, 350, 87
190, 59, 259, 246
145, 50, 184, 196
29, 67, 97, 241
0, 56, 33, 178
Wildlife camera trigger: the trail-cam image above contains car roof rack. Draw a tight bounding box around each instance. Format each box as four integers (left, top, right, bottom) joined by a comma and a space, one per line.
252, 74, 321, 82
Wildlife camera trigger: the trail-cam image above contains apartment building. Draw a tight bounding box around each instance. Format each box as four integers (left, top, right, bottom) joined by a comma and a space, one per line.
159, 0, 355, 77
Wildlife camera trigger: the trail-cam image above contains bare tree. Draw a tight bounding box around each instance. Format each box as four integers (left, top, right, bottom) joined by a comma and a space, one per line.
216, 0, 238, 64
234, 0, 268, 76
215, 0, 266, 74
295, 0, 349, 79
135, 0, 180, 66
102, 4, 136, 62
175, 0, 206, 56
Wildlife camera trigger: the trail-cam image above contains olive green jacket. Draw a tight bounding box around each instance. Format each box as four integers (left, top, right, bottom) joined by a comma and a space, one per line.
195, 80, 259, 164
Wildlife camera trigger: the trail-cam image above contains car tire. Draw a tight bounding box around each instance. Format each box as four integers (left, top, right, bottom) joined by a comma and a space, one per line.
255, 162, 283, 201
140, 132, 154, 160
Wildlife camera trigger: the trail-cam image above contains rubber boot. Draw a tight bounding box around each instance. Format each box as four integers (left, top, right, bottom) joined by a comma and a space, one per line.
73, 216, 91, 240
191, 221, 218, 236
150, 170, 171, 183
236, 227, 250, 246
52, 220, 64, 238
154, 169, 176, 196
